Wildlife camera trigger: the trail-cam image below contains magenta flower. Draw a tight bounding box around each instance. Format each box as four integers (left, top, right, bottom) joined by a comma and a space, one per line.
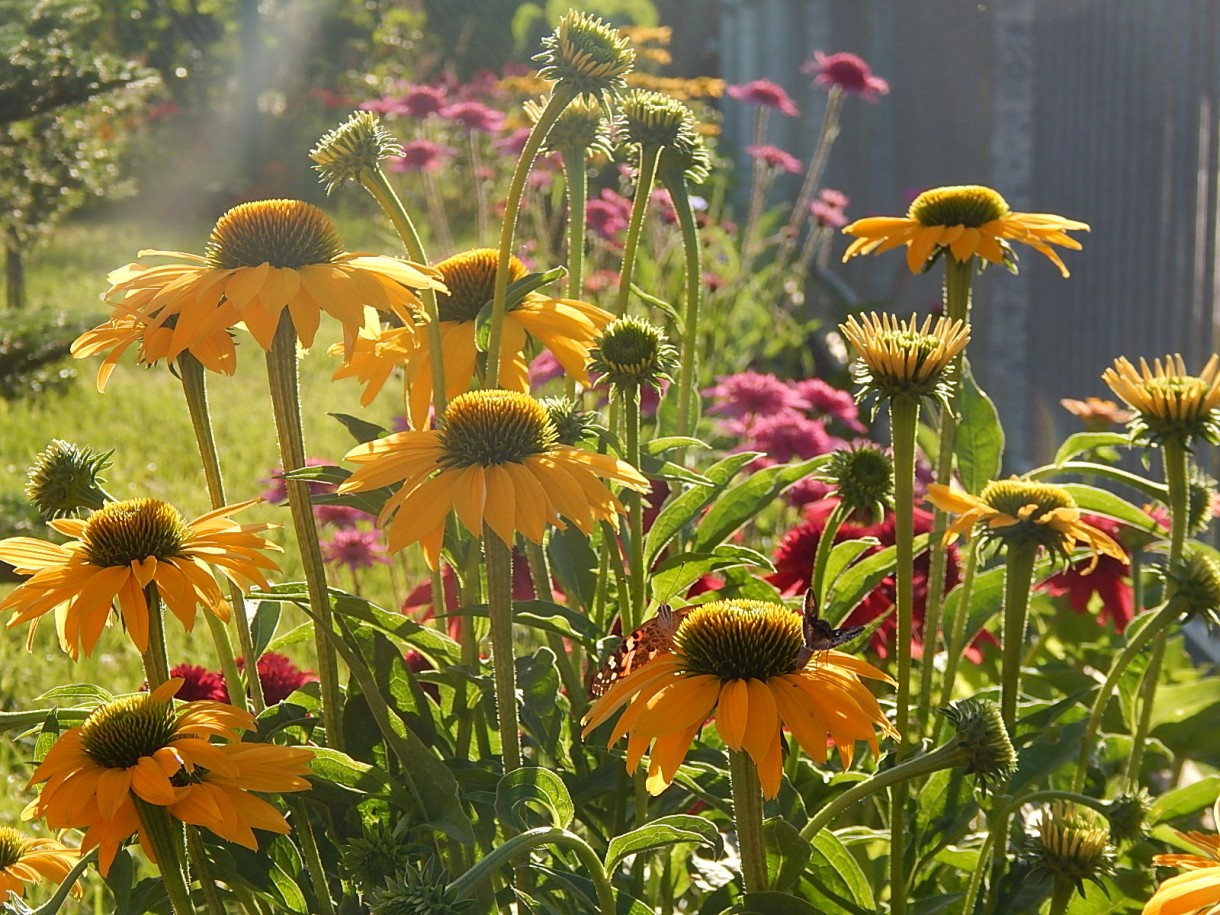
399, 83, 447, 118
389, 140, 456, 174
322, 527, 390, 573
494, 127, 533, 157
746, 144, 802, 173
794, 377, 867, 433
726, 79, 800, 117
810, 199, 848, 228
587, 189, 633, 241
529, 349, 565, 389
314, 503, 369, 529
440, 100, 504, 133
802, 51, 889, 101
818, 188, 849, 209
167, 664, 228, 702
742, 413, 838, 466
239, 653, 319, 705
704, 371, 812, 425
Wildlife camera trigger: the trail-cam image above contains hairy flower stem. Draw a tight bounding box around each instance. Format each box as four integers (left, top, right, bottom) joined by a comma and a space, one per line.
935, 539, 979, 739
186, 826, 227, 915
810, 500, 849, 604
288, 798, 336, 915
921, 257, 974, 734
614, 144, 662, 317
524, 540, 587, 730
1125, 439, 1188, 783
177, 353, 261, 711
486, 530, 522, 773
486, 86, 575, 387
133, 798, 192, 915
265, 316, 342, 749
1000, 542, 1038, 733
889, 393, 918, 915
448, 826, 615, 912
560, 151, 589, 299
623, 386, 646, 634
729, 750, 768, 893
141, 586, 171, 691
1047, 878, 1075, 915
663, 170, 704, 457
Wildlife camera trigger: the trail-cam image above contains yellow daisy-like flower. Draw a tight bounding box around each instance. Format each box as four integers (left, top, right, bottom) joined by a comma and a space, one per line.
926, 479, 1125, 572
1060, 396, 1134, 430
328, 323, 422, 407
401, 248, 614, 429
1142, 798, 1220, 915
842, 184, 1088, 276
838, 311, 970, 405
1102, 354, 1220, 446
0, 827, 80, 898
581, 600, 897, 798
94, 198, 445, 373
0, 497, 281, 658
28, 679, 313, 876
339, 389, 649, 567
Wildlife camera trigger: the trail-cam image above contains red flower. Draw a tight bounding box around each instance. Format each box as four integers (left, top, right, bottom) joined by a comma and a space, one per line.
167, 664, 227, 702
237, 653, 318, 705
1040, 514, 1134, 631
726, 79, 800, 117
768, 498, 973, 660
801, 51, 889, 101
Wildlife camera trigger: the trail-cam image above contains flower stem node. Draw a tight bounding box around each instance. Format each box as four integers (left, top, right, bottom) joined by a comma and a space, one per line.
838, 311, 970, 409
939, 698, 1016, 793
538, 396, 599, 446
25, 439, 113, 519
822, 444, 895, 525
588, 315, 678, 393
535, 11, 635, 105
310, 110, 404, 194
1102, 354, 1220, 448
1103, 789, 1150, 846
1023, 802, 1115, 895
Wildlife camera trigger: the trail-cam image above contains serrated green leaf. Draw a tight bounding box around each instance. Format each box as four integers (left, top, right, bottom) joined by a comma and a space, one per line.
954, 361, 1004, 494
495, 766, 574, 831
763, 816, 811, 892
603, 814, 720, 873
35, 682, 112, 706
808, 828, 873, 908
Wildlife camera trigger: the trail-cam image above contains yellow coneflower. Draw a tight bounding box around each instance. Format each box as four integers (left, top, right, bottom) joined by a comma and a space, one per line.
926, 479, 1125, 571
0, 827, 80, 898
94, 199, 445, 371
28, 679, 313, 876
1102, 354, 1220, 446
72, 311, 237, 391
339, 390, 648, 567
581, 599, 897, 798
0, 497, 280, 658
400, 249, 613, 428
842, 184, 1088, 276
1142, 798, 1220, 915
839, 311, 970, 406
328, 324, 422, 407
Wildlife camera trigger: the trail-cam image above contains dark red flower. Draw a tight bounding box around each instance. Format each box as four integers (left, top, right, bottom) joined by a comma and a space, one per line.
168, 664, 228, 702
726, 79, 800, 117
237, 653, 319, 705
1040, 514, 1134, 631
801, 51, 889, 101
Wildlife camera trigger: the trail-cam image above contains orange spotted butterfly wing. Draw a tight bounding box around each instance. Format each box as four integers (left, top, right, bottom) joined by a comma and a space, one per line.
591, 605, 690, 697
796, 589, 865, 667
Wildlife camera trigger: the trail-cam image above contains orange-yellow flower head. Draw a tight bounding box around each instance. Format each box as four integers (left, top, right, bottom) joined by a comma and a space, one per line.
0, 497, 281, 658
85, 199, 445, 384
28, 679, 313, 876
1141, 797, 1220, 915
0, 827, 80, 898
927, 479, 1125, 571
839, 311, 970, 407
581, 599, 897, 798
842, 184, 1088, 276
339, 389, 649, 567
1102, 354, 1220, 447
401, 248, 613, 429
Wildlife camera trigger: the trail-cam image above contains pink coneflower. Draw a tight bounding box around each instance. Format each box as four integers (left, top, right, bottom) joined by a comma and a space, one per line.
494, 127, 533, 157
742, 413, 837, 466
802, 51, 889, 101
529, 349, 565, 389
314, 503, 369, 529
167, 664, 227, 702
810, 198, 849, 228
587, 189, 633, 241
309, 89, 350, 109
239, 653, 319, 705
782, 476, 834, 509
440, 100, 504, 133
260, 458, 334, 504
321, 527, 389, 573
399, 83, 447, 118
746, 144, 802, 173
726, 79, 800, 117
359, 97, 403, 115
704, 371, 812, 423
818, 188, 850, 209
584, 269, 621, 293
794, 377, 867, 433
389, 140, 457, 173
650, 188, 677, 223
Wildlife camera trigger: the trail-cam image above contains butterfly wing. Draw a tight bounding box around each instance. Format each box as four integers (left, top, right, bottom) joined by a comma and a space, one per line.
591, 605, 687, 697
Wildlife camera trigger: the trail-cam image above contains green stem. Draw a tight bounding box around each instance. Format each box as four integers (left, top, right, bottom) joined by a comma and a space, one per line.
176, 352, 261, 711
524, 540, 587, 725
486, 86, 575, 387
185, 826, 227, 915
613, 144, 662, 317
288, 798, 336, 915
799, 740, 969, 841
729, 750, 768, 894
360, 166, 447, 421
1000, 542, 1039, 733
486, 531, 522, 772
623, 386, 646, 634
1071, 598, 1182, 791
1047, 878, 1075, 915
920, 257, 974, 739
958, 817, 997, 915
809, 500, 848, 605
935, 539, 979, 741
264, 315, 342, 749
1125, 626, 1166, 784
447, 826, 614, 913
455, 538, 483, 761
132, 798, 192, 915
780, 86, 844, 247
141, 586, 171, 690
561, 150, 588, 299
663, 170, 704, 453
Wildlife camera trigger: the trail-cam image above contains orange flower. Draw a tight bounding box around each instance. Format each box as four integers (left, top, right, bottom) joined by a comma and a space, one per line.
0, 827, 80, 898
1142, 798, 1220, 915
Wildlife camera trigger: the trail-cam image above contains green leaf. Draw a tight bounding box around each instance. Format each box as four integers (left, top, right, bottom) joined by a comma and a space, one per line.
35, 682, 112, 706
644, 452, 759, 567
329, 589, 461, 667
819, 538, 882, 607
512, 599, 604, 647
1149, 775, 1220, 823
734, 893, 825, 915
825, 534, 931, 626
517, 648, 569, 758
807, 829, 874, 909
328, 411, 388, 444
307, 747, 395, 796
649, 545, 772, 603
1027, 461, 1168, 502
495, 766, 574, 831
644, 436, 707, 457
249, 600, 281, 659
763, 816, 811, 892
549, 525, 600, 613
603, 814, 720, 874
954, 361, 1004, 494
692, 456, 830, 553
1055, 432, 1131, 465
1058, 483, 1163, 533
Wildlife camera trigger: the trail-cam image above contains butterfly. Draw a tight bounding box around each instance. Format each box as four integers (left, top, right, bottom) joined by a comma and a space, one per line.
795, 589, 865, 668
590, 604, 691, 697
